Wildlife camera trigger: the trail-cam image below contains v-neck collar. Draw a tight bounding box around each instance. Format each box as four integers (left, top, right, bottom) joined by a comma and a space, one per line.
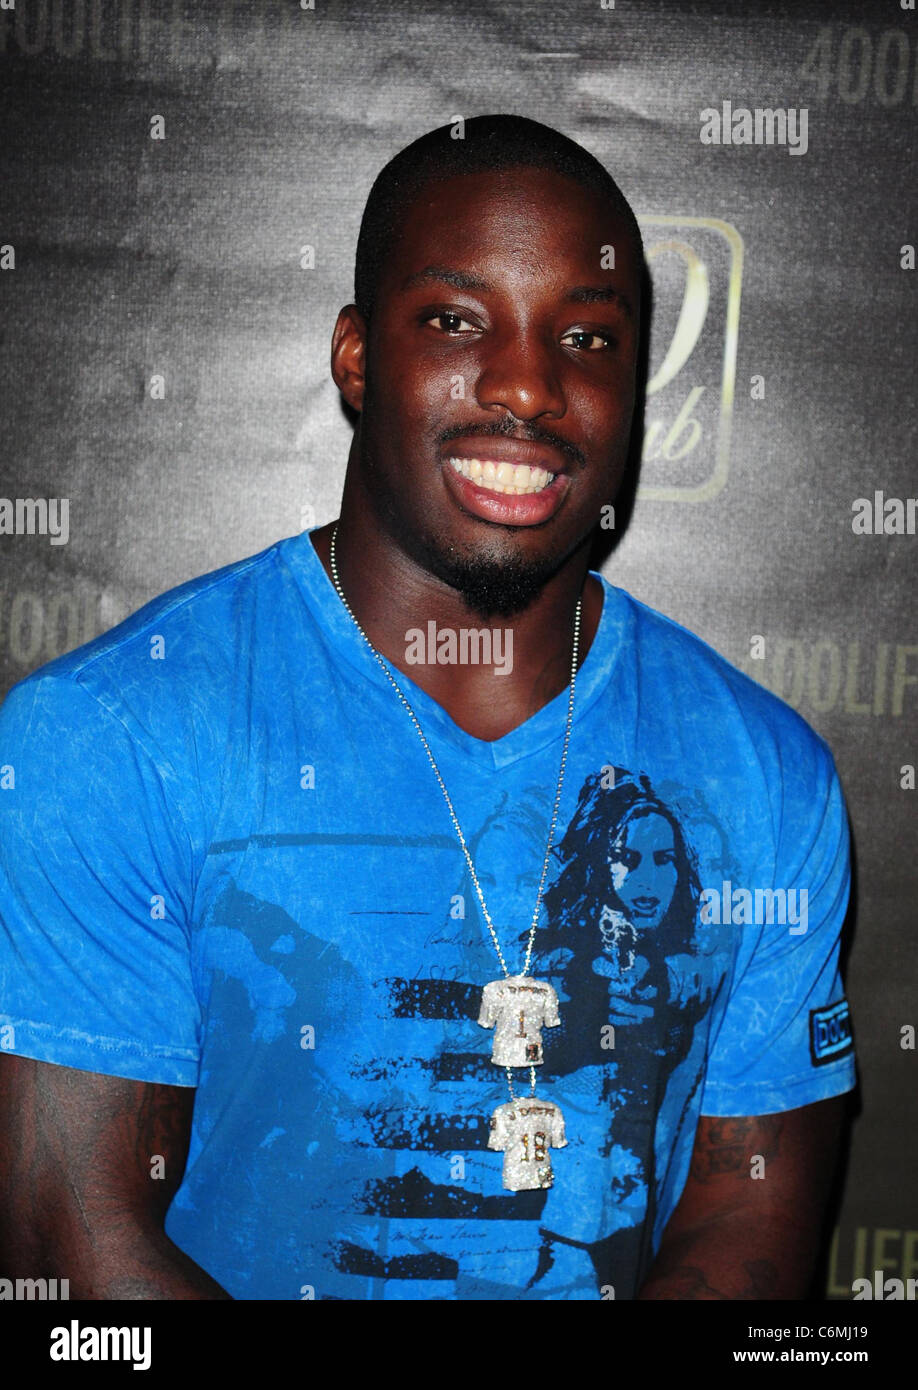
280, 527, 627, 770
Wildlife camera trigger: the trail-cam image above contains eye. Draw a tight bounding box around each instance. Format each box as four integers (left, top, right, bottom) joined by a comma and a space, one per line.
424, 310, 478, 334
561, 329, 615, 351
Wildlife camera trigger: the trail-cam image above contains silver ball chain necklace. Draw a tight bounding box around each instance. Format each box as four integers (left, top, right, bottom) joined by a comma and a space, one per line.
329, 524, 580, 1191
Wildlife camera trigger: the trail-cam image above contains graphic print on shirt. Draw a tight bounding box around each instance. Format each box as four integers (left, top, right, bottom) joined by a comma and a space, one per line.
338, 768, 723, 1298
182, 769, 727, 1300
524, 767, 723, 1296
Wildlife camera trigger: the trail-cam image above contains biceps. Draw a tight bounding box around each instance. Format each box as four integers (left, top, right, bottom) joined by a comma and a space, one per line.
667, 1098, 845, 1237
0, 1054, 195, 1261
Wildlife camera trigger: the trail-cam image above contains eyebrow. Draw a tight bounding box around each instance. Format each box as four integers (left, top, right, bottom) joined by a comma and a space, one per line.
400, 265, 634, 318
567, 285, 632, 316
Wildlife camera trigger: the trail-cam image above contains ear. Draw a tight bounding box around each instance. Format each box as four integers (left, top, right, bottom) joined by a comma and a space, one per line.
330, 305, 368, 412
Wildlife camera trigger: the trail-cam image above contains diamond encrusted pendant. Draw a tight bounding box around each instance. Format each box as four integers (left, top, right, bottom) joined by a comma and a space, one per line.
488, 1097, 568, 1191
478, 975, 561, 1067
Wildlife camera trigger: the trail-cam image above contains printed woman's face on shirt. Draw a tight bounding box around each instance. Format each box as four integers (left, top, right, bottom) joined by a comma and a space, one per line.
607, 811, 678, 929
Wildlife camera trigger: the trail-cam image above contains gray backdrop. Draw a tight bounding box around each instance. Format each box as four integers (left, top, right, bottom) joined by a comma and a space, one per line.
1, 0, 915, 1298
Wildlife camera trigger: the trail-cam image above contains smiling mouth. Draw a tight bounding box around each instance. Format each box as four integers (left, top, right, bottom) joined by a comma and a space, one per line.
447, 457, 555, 496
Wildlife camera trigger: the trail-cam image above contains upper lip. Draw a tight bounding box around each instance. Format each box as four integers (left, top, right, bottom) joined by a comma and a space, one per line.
443, 436, 569, 475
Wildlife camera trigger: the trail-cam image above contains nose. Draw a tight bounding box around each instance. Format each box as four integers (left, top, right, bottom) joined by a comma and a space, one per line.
623, 862, 655, 895
474, 329, 565, 421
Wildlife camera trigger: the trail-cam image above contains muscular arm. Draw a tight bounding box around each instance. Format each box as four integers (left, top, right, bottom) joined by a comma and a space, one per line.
638, 1096, 845, 1299
0, 1054, 230, 1299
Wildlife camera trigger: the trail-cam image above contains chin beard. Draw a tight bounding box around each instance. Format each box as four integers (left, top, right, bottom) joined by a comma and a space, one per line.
427, 545, 558, 620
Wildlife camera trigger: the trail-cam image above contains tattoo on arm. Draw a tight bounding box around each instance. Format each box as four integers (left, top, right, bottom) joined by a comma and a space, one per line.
649, 1258, 780, 1300
689, 1115, 783, 1182
741, 1259, 781, 1296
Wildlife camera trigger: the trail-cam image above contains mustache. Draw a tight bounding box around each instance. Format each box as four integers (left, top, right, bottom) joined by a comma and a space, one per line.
438, 419, 586, 471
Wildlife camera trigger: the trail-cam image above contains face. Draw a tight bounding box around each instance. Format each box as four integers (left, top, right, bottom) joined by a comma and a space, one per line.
475, 815, 543, 901
332, 166, 642, 613
607, 812, 678, 929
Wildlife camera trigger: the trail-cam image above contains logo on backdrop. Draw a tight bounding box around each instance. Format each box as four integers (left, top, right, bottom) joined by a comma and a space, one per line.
637, 218, 743, 504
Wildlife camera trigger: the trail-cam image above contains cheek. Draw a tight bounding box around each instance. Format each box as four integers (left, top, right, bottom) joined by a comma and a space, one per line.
416, 368, 457, 421
578, 381, 635, 441
560, 381, 635, 483
388, 359, 462, 435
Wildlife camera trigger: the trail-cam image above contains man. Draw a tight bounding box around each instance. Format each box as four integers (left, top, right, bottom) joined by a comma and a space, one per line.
0, 115, 855, 1300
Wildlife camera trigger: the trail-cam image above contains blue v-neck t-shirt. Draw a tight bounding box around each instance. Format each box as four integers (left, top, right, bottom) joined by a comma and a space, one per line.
0, 530, 856, 1299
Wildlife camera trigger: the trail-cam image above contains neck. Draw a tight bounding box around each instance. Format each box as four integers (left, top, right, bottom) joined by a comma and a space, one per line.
312, 495, 603, 743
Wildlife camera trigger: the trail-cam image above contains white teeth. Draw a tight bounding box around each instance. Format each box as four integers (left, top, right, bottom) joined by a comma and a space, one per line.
448, 457, 554, 495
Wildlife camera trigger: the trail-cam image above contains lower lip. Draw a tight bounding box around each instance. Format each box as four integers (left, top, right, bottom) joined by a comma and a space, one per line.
442, 462, 571, 527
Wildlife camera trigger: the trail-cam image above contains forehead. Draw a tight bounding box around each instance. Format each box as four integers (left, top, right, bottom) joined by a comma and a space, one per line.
615, 810, 675, 845
381, 166, 640, 294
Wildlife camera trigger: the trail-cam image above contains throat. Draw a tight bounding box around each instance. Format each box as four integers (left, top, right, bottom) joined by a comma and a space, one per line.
413, 666, 545, 743
311, 525, 603, 741
401, 575, 603, 742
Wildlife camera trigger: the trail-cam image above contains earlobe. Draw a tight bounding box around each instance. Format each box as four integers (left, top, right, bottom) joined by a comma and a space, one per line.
330, 305, 367, 412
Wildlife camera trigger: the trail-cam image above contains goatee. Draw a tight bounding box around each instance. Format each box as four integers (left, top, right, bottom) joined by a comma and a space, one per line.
428, 544, 557, 620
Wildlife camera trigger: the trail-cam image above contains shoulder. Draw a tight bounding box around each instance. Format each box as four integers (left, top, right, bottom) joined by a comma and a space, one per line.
31, 539, 289, 685
1, 537, 297, 727
0, 538, 308, 806
602, 577, 839, 793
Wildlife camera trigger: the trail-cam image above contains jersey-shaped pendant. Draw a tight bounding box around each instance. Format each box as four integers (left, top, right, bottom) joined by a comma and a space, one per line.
488, 1098, 567, 1191
478, 975, 560, 1067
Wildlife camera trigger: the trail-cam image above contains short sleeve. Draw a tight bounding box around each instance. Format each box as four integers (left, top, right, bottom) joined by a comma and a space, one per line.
551, 1106, 567, 1149
544, 983, 560, 1029
488, 1107, 507, 1151
0, 674, 201, 1085
700, 741, 856, 1116
478, 982, 497, 1029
